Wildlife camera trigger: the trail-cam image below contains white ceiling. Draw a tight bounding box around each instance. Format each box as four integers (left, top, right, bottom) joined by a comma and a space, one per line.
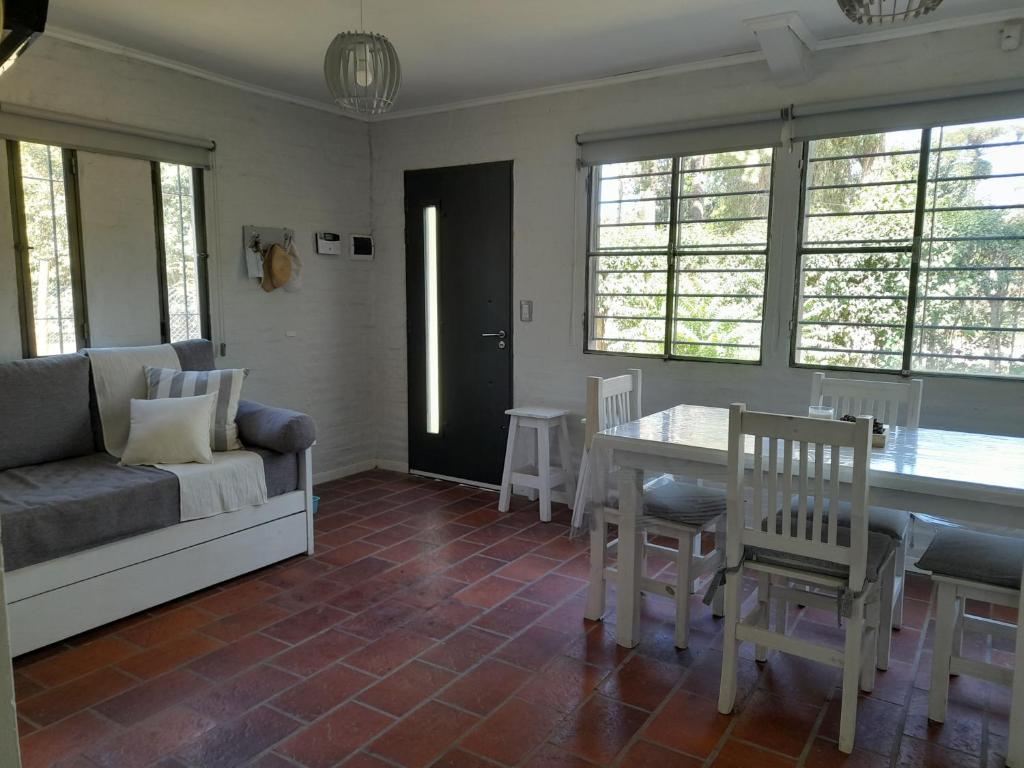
46, 0, 1024, 115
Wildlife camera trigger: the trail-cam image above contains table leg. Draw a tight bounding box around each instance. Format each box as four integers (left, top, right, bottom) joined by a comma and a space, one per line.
616, 467, 643, 648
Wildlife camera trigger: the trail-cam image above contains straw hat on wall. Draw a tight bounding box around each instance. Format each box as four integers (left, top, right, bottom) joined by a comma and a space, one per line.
261, 243, 292, 292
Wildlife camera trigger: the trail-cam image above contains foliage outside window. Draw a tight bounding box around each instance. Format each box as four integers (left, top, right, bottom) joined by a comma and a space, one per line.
587, 148, 773, 361
795, 117, 1024, 377
16, 142, 82, 356
159, 163, 205, 342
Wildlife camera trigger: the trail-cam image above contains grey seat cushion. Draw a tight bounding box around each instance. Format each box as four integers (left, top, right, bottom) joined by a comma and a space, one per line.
0, 354, 95, 471
0, 453, 180, 571
787, 497, 910, 542
643, 481, 727, 526
916, 528, 1024, 590
748, 527, 895, 583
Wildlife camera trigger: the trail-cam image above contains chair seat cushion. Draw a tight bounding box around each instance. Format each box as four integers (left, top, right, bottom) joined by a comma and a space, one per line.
747, 528, 895, 583
643, 481, 727, 526
788, 497, 910, 542
915, 528, 1024, 590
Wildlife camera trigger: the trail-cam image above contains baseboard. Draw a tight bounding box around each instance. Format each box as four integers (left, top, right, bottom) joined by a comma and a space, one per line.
313, 458, 409, 484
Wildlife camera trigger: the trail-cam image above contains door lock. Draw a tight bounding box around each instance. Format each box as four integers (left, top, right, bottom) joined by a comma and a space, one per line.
481, 330, 506, 339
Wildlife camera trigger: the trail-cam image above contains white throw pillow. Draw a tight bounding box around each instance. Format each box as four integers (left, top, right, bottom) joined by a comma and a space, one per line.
120, 393, 217, 466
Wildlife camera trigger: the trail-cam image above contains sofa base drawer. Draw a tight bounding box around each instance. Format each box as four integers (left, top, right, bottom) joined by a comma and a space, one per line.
6, 512, 308, 657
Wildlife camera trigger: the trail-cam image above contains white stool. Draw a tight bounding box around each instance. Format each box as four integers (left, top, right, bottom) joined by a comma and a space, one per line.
498, 407, 575, 522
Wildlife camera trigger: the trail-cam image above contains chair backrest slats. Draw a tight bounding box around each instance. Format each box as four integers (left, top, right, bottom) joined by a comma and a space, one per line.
727, 404, 873, 590
812, 441, 825, 545
810, 371, 923, 428
583, 368, 642, 449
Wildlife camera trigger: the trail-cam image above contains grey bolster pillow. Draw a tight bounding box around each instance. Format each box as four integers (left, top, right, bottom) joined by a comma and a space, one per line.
235, 400, 316, 454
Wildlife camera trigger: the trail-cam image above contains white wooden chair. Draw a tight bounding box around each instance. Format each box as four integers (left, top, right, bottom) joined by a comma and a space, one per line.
582, 370, 726, 649
716, 405, 897, 754
917, 527, 1024, 768
809, 372, 924, 636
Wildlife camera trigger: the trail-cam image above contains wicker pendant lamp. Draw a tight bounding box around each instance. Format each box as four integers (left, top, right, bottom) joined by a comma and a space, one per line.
324, 0, 401, 115
837, 0, 944, 25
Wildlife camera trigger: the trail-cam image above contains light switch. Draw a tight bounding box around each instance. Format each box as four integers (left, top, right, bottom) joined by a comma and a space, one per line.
520, 300, 533, 322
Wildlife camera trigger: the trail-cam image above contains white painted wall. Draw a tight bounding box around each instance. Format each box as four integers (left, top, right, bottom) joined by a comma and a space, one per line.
78, 152, 162, 347
0, 37, 374, 479
370, 22, 1024, 469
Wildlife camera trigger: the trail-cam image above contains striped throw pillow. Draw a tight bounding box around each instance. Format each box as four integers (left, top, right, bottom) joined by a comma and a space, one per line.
144, 366, 247, 451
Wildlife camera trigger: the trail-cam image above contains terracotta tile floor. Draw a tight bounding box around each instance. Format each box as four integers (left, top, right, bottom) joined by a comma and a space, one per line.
12, 470, 1015, 767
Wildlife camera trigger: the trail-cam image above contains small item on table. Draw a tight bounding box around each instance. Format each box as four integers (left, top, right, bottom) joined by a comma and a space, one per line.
839, 414, 889, 447
808, 405, 835, 419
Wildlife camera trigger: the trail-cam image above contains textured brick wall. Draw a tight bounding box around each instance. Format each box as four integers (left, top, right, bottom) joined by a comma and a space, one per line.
0, 36, 375, 480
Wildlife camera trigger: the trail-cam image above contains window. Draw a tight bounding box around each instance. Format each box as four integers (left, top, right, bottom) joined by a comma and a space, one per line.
11, 141, 86, 356
795, 117, 1024, 377
587, 148, 773, 361
157, 163, 209, 342
8, 143, 211, 356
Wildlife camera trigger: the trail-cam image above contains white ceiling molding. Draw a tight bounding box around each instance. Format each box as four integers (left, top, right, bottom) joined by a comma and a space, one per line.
745, 13, 816, 86
43, 26, 356, 120
43, 8, 1024, 124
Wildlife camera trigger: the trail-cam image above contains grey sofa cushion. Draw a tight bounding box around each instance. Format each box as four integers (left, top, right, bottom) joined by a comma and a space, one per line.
172, 339, 216, 371
785, 497, 910, 542
236, 400, 316, 454
916, 528, 1024, 590
251, 447, 300, 497
0, 453, 180, 571
643, 481, 727, 526
0, 354, 95, 471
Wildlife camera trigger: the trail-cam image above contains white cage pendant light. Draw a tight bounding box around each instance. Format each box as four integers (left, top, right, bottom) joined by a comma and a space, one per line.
837, 0, 944, 25
324, 1, 401, 115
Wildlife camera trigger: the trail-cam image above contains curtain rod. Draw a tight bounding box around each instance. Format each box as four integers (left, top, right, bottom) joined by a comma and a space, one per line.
577, 78, 1024, 147
0, 103, 216, 150
788, 78, 1024, 119
576, 110, 781, 146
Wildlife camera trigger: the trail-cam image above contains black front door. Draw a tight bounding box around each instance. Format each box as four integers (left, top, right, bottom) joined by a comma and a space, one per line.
405, 161, 513, 485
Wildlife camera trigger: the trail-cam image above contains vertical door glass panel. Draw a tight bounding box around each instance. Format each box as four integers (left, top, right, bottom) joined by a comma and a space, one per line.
160, 163, 203, 341
19, 142, 77, 355
424, 206, 440, 434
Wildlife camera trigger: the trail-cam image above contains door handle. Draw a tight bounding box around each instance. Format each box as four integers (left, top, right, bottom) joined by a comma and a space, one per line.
481, 330, 506, 339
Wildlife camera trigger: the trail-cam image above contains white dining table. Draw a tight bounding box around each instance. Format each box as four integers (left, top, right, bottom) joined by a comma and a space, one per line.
590, 403, 1024, 650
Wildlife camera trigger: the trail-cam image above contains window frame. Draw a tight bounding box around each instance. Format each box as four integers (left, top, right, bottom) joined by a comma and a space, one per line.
152, 162, 212, 343
8, 139, 90, 358
583, 149, 776, 365
790, 122, 1024, 380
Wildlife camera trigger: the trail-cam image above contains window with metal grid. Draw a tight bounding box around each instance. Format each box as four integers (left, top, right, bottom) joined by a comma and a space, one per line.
587, 148, 774, 362
794, 117, 1024, 377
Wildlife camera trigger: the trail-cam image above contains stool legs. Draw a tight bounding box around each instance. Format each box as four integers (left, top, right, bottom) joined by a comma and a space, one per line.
537, 422, 552, 522
498, 416, 519, 513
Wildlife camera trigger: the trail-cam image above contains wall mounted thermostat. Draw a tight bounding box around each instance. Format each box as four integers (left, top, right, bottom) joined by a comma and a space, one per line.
315, 232, 342, 255
351, 235, 374, 261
